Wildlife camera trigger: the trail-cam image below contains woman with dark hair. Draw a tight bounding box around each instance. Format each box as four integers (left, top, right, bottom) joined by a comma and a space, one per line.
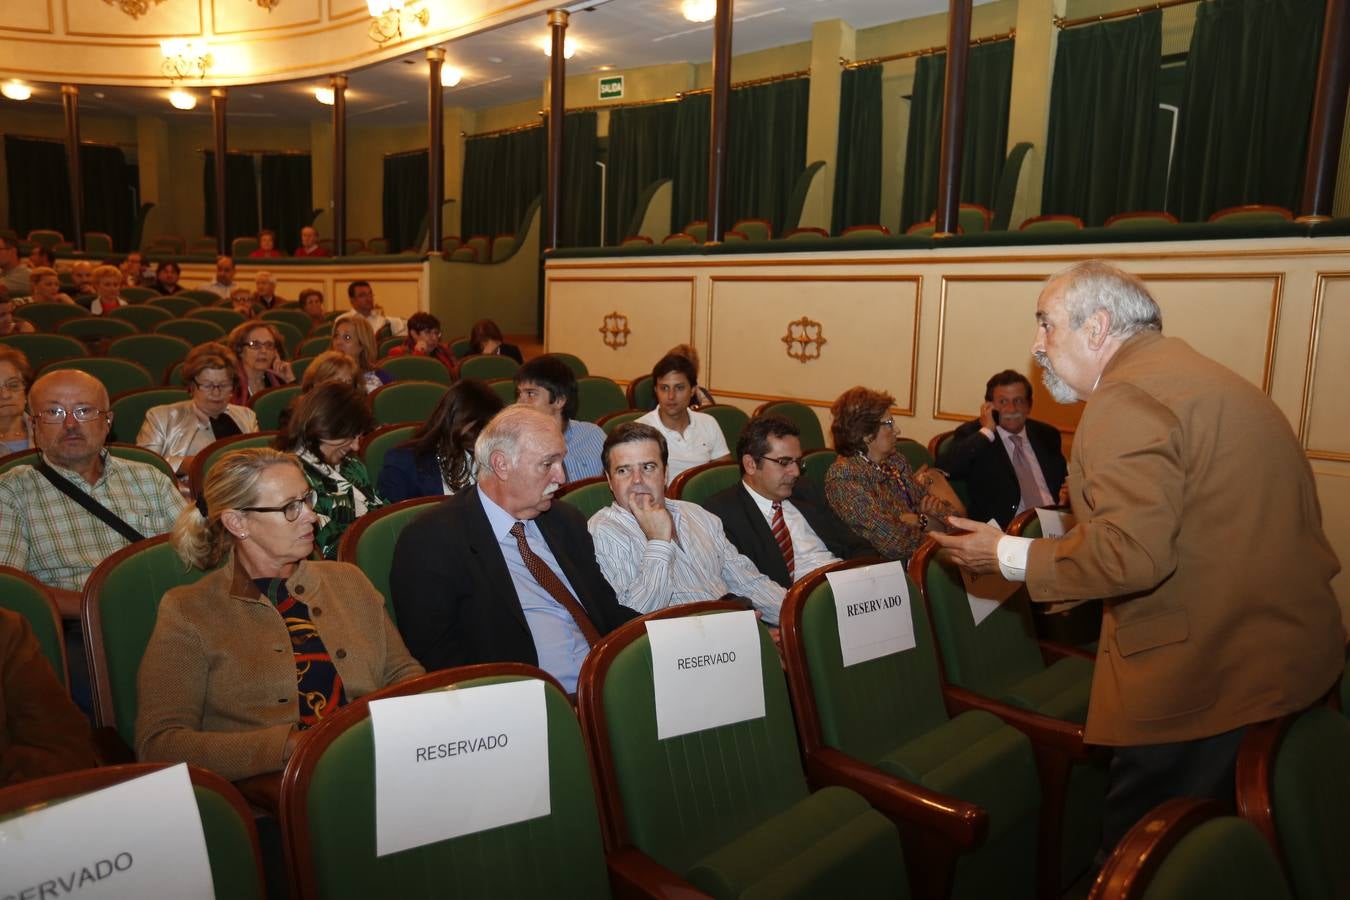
273, 382, 384, 558
377, 379, 504, 502
386, 311, 457, 375
825, 386, 964, 561
151, 261, 183, 295
467, 318, 523, 364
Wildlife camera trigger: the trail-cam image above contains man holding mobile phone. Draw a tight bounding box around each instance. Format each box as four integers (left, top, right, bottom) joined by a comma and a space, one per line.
935, 369, 1067, 528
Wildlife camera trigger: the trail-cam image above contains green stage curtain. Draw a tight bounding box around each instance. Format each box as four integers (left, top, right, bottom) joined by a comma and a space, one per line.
1043, 13, 1161, 226
381, 149, 427, 253
460, 126, 545, 239
670, 93, 710, 233
559, 111, 600, 247
260, 154, 312, 254
4, 137, 134, 249
833, 65, 883, 234
1167, 0, 1324, 221
605, 102, 678, 244
900, 39, 1015, 231
726, 77, 810, 236
203, 152, 260, 244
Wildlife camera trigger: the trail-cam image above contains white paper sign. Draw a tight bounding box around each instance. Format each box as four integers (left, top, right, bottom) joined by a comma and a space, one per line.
1035, 507, 1077, 538
826, 560, 917, 666
369, 679, 550, 856
0, 763, 215, 900
961, 569, 1021, 626
646, 610, 765, 740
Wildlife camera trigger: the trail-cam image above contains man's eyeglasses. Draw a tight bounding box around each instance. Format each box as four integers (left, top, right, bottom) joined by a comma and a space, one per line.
757, 455, 804, 469
243, 340, 276, 352
239, 489, 318, 522
193, 380, 233, 394
33, 406, 106, 425
0, 379, 24, 394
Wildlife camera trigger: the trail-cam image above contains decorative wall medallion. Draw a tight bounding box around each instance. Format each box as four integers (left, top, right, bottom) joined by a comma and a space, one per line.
104, 0, 167, 18
599, 312, 630, 349
782, 316, 826, 363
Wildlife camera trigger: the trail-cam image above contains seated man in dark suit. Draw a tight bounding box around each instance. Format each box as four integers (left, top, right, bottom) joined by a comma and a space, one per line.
390, 406, 635, 691
936, 369, 1067, 529
704, 415, 874, 588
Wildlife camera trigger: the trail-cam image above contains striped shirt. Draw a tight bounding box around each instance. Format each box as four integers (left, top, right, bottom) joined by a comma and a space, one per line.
0, 452, 185, 591
563, 419, 606, 482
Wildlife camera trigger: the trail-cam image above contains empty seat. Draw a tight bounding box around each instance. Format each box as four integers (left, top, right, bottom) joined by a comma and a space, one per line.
43, 357, 154, 396
335, 494, 440, 623
575, 375, 626, 423
108, 387, 189, 444
667, 459, 740, 505
1103, 211, 1180, 229
370, 381, 447, 427
106, 334, 194, 385
458, 354, 519, 381
378, 355, 451, 385
155, 318, 227, 345
0, 334, 86, 372
107, 304, 174, 333
1207, 205, 1294, 225
491, 233, 517, 262
1019, 215, 1085, 233
56, 316, 138, 343
556, 475, 614, 518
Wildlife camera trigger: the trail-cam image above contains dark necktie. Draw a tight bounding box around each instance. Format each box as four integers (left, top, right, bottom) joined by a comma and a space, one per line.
509, 522, 600, 646
771, 501, 795, 581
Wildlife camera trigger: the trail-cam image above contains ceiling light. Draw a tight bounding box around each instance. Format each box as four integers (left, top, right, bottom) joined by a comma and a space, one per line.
539, 36, 577, 59
314, 87, 335, 105
168, 90, 197, 110
1, 81, 32, 101
681, 0, 715, 22
441, 66, 463, 87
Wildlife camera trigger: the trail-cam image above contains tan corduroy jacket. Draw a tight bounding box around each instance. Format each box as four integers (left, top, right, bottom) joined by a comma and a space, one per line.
135, 556, 423, 780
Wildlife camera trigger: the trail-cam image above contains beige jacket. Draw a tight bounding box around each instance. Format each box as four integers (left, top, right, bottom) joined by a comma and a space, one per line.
135, 556, 423, 780
1027, 332, 1343, 746
136, 399, 258, 472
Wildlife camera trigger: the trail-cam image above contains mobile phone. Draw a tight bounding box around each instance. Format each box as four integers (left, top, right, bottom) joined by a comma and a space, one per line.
991, 409, 1000, 427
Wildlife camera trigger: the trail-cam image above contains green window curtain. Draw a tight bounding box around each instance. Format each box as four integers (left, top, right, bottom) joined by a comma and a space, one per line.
381, 149, 427, 253
203, 151, 259, 244
558, 111, 600, 247
79, 144, 133, 252
900, 39, 1015, 231
725, 77, 810, 236
260, 154, 312, 254
4, 136, 74, 240
671, 93, 710, 233
460, 126, 545, 239
833, 65, 883, 234
1043, 13, 1161, 226
1167, 0, 1324, 221
605, 102, 678, 244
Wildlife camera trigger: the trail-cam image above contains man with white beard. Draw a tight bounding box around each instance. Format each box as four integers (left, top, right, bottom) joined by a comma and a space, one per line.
389, 406, 634, 692
932, 260, 1343, 864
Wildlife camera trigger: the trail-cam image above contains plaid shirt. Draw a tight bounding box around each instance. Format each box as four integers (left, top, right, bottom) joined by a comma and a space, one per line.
0, 452, 185, 591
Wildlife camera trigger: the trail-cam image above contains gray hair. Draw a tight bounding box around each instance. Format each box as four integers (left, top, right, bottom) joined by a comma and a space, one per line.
1047, 261, 1162, 338
474, 405, 556, 474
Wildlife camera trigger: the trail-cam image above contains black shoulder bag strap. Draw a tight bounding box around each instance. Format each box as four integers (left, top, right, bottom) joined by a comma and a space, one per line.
34, 460, 146, 544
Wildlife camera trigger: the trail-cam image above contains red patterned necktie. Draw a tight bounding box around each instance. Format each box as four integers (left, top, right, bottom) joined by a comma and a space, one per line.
509, 522, 600, 646
771, 501, 795, 581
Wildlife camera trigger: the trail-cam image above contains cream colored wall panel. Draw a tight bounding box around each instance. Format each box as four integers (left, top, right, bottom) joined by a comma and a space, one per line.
327, 0, 366, 18
1141, 274, 1280, 392
707, 275, 920, 412
546, 277, 695, 382
213, 0, 321, 34
1, 0, 52, 33
366, 277, 421, 320
1304, 275, 1350, 461
1312, 467, 1350, 626
64, 0, 203, 37
935, 275, 1046, 420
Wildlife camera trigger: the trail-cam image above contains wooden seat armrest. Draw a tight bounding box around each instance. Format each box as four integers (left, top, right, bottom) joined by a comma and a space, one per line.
606, 846, 710, 899
943, 686, 1089, 758
1039, 639, 1095, 663
91, 726, 134, 765
806, 747, 987, 848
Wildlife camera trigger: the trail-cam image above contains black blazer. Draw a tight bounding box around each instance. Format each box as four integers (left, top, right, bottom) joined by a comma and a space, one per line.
703, 479, 876, 588
390, 488, 635, 673
936, 418, 1067, 528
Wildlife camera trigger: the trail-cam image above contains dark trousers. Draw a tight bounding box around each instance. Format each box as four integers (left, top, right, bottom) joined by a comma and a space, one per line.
1097, 725, 1248, 864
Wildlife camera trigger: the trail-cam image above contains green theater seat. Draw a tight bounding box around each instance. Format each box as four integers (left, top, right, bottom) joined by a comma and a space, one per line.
0, 565, 68, 687
335, 494, 439, 623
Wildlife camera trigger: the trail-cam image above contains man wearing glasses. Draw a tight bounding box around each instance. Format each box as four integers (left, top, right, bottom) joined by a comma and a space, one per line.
705, 415, 875, 589
588, 422, 785, 622
0, 370, 184, 618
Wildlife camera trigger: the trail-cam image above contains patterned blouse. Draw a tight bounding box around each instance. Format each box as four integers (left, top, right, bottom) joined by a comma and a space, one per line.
824, 452, 935, 562
254, 577, 348, 728
296, 449, 386, 560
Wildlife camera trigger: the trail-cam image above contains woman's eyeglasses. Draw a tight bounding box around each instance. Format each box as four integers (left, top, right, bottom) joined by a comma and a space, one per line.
239, 489, 318, 522
243, 340, 276, 352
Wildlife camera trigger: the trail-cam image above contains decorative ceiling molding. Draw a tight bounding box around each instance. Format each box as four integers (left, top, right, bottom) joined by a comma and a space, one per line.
103, 0, 168, 18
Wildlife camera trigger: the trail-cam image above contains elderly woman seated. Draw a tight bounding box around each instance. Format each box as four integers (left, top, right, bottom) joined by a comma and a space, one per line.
137, 342, 258, 475
274, 382, 384, 559
135, 447, 422, 782
825, 386, 964, 561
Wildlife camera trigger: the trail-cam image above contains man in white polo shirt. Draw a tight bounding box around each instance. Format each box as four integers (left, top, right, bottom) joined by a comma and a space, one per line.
636, 352, 729, 484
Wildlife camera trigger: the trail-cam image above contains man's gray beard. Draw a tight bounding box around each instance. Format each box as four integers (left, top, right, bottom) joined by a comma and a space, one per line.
1034, 352, 1080, 404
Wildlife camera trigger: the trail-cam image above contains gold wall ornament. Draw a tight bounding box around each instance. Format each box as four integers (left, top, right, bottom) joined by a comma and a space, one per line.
255, 0, 282, 9
782, 316, 827, 363
599, 312, 630, 349
367, 0, 430, 44
160, 39, 212, 81
103, 0, 167, 19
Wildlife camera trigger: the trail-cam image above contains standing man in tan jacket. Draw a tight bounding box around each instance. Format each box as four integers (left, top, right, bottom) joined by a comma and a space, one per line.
934, 260, 1343, 859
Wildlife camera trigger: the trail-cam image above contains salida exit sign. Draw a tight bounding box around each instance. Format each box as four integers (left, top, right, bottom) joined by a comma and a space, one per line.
599, 75, 624, 100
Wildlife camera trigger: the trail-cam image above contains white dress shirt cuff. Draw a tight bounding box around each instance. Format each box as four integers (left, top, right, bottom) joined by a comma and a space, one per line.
979, 427, 996, 440
996, 535, 1033, 582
